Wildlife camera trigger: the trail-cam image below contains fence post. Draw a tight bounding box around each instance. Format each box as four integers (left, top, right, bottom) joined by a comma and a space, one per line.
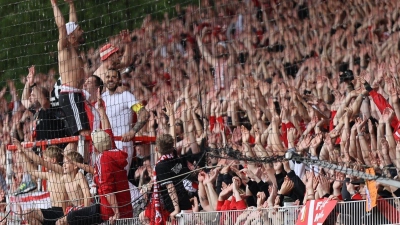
5, 149, 13, 211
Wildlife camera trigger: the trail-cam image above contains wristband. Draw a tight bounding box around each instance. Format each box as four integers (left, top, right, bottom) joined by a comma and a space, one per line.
132, 103, 144, 113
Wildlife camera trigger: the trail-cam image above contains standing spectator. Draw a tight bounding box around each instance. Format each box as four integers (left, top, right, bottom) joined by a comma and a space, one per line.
50, 0, 90, 138
154, 134, 192, 222
101, 69, 150, 174
21, 66, 66, 143
65, 93, 133, 225
94, 30, 133, 85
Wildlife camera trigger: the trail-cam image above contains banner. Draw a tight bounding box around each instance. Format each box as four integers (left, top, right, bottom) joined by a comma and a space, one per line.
365, 168, 377, 212
296, 198, 337, 225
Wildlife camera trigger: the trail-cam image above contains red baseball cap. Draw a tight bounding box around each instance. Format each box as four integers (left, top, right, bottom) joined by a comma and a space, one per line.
100, 43, 119, 61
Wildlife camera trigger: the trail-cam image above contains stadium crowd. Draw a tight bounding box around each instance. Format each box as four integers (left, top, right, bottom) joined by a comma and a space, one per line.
1, 0, 400, 224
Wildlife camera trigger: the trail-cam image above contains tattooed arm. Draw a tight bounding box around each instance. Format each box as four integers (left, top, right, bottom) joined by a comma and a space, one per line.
121, 105, 150, 142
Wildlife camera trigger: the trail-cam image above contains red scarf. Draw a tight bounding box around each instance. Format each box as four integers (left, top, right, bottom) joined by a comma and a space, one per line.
150, 153, 174, 225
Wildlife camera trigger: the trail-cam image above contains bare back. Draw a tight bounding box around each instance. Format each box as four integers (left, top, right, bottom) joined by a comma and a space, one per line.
58, 45, 85, 88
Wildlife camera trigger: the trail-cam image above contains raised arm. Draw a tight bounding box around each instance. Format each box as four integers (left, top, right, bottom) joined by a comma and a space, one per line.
50, 0, 68, 49
66, 0, 77, 23
13, 138, 64, 174
196, 28, 216, 66
21, 66, 35, 109
95, 88, 111, 130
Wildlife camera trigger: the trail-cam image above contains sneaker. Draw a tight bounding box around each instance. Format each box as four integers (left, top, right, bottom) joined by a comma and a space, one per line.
13, 181, 37, 196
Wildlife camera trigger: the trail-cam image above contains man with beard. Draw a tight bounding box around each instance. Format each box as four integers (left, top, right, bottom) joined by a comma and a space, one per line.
101, 69, 150, 174
94, 30, 133, 88
50, 0, 90, 137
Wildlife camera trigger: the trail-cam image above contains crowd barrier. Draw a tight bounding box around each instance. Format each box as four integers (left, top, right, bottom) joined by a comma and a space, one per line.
175, 197, 400, 225
2, 198, 400, 224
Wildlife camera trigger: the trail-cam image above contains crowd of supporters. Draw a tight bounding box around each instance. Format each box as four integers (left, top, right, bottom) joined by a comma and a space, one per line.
1, 0, 400, 224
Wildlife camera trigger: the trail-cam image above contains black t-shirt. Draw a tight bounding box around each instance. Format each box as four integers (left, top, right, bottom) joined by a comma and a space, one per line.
155, 157, 192, 213
32, 108, 67, 141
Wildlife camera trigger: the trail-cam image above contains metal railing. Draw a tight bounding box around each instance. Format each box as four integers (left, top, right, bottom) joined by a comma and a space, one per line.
175, 197, 400, 225
3, 197, 400, 224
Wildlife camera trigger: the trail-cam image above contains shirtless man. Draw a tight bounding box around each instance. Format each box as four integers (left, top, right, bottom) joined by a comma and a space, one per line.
56, 152, 91, 225
12, 140, 67, 225
50, 0, 90, 137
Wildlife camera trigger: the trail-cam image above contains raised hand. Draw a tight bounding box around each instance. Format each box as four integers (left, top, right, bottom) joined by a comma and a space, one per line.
7, 80, 17, 95
0, 87, 6, 99
240, 125, 250, 143
377, 62, 386, 82
381, 138, 390, 157
310, 133, 323, 148
354, 116, 368, 133
254, 127, 262, 145
27, 65, 35, 86
95, 88, 104, 110
382, 107, 395, 124
279, 176, 294, 195
232, 127, 242, 143
120, 29, 131, 44
317, 175, 331, 196
297, 134, 312, 151
164, 99, 173, 117
332, 172, 344, 190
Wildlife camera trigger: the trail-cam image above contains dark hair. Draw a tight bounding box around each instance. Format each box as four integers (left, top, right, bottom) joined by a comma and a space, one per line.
33, 85, 50, 101
90, 75, 104, 93
108, 69, 121, 80
142, 155, 151, 162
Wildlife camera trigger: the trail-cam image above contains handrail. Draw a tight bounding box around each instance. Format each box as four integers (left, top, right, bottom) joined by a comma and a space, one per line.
6, 135, 156, 151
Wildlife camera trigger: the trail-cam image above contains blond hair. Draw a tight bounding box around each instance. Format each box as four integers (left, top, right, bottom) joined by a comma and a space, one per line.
43, 146, 63, 165
66, 151, 84, 164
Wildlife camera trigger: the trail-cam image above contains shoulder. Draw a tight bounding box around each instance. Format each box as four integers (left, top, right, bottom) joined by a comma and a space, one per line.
75, 172, 85, 180
122, 91, 135, 98
101, 91, 110, 98
49, 172, 64, 181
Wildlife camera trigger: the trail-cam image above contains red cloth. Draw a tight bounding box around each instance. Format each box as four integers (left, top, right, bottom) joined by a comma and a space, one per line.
217, 196, 247, 211
217, 196, 247, 225
144, 205, 169, 225
281, 122, 295, 148
369, 90, 400, 129
94, 149, 133, 220
377, 197, 400, 224
248, 135, 256, 144
351, 193, 363, 200
209, 116, 216, 131
329, 111, 337, 131
149, 153, 175, 225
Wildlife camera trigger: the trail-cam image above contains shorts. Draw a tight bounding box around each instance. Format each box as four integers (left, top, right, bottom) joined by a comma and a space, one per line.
59, 91, 90, 136
65, 205, 84, 215
41, 207, 64, 225
67, 203, 103, 225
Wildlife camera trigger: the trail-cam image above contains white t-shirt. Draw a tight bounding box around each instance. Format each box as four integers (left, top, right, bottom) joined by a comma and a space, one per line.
102, 91, 138, 148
